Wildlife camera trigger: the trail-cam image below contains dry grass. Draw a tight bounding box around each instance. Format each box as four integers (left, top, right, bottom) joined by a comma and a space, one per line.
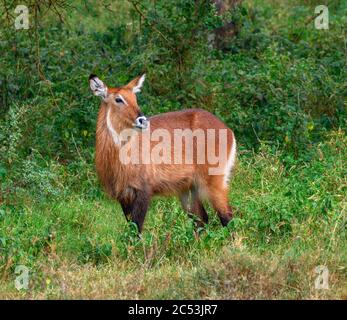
1, 245, 346, 299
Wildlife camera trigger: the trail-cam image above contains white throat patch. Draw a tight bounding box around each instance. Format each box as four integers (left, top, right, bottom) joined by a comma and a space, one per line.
106, 107, 120, 146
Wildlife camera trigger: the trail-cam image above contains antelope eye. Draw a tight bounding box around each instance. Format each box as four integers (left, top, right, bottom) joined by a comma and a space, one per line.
115, 97, 124, 104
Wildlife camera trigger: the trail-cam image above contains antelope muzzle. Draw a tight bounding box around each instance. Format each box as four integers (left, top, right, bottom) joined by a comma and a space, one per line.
134, 114, 149, 130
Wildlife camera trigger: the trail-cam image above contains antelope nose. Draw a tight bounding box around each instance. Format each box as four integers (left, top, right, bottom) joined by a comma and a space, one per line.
135, 115, 149, 130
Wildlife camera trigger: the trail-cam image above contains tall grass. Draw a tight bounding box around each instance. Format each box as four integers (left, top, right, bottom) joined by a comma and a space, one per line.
0, 0, 346, 299
1, 131, 346, 299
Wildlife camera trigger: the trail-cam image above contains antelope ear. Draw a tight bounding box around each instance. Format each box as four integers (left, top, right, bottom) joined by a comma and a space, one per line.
126, 74, 146, 94
89, 74, 107, 99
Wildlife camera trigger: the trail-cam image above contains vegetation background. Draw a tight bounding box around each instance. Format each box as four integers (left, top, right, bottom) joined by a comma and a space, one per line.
0, 0, 346, 299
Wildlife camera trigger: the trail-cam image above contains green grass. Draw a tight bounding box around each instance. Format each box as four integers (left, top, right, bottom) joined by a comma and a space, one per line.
0, 0, 346, 299
1, 131, 346, 299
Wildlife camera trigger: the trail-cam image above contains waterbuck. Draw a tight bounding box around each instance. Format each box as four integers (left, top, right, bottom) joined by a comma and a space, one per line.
89, 74, 236, 233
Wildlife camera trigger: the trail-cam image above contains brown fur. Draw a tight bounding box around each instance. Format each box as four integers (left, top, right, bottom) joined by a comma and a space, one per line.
91, 75, 236, 232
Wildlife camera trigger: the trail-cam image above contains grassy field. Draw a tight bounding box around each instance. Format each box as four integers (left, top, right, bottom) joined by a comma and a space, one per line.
0, 0, 346, 299
1, 131, 346, 299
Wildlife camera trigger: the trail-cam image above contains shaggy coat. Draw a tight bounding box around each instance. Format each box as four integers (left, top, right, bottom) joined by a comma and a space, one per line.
90, 74, 236, 232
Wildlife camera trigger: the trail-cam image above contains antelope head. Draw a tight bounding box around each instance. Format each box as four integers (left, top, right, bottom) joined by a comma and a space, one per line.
89, 74, 149, 133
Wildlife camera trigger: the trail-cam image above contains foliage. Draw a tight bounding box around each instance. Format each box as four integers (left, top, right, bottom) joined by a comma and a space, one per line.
0, 0, 346, 298
0, 131, 346, 298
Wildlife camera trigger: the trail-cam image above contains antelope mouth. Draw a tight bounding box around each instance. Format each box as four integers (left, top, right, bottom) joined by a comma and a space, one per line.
134, 116, 149, 130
